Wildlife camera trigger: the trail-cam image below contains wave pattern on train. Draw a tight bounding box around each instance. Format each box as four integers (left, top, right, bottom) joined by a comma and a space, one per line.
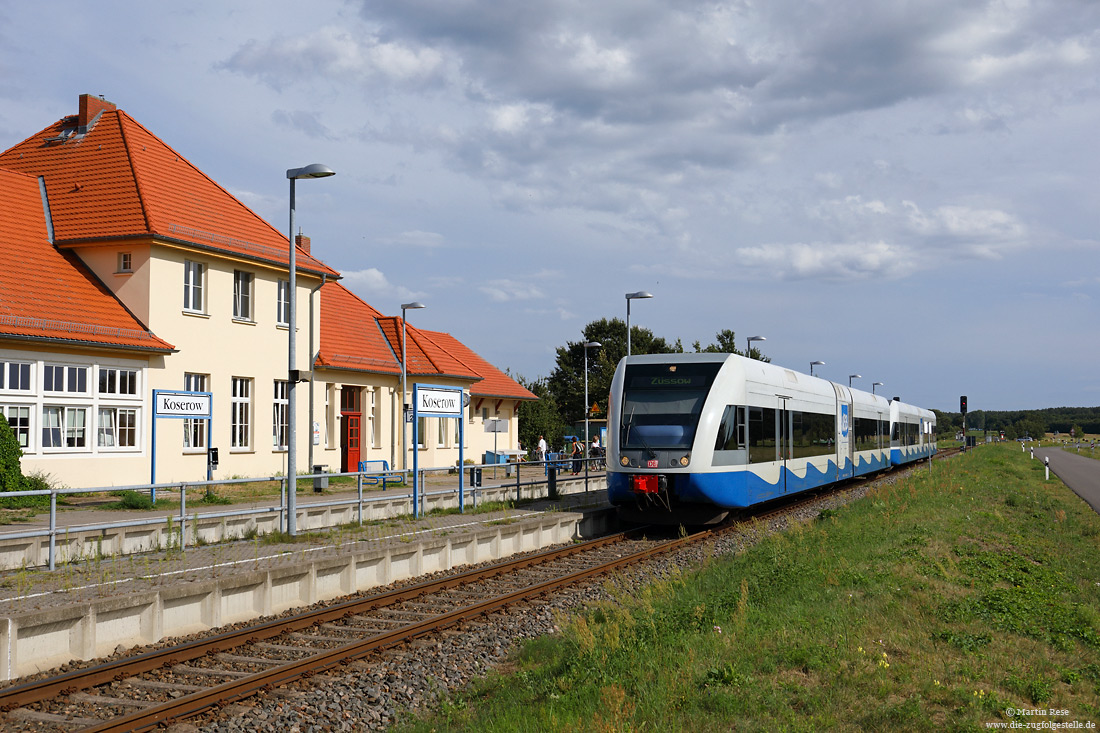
606, 353, 936, 526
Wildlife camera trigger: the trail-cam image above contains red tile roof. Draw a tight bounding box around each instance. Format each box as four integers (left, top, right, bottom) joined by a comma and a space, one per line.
315, 283, 535, 400
0, 168, 174, 352
0, 96, 336, 278
317, 283, 401, 374
418, 330, 536, 400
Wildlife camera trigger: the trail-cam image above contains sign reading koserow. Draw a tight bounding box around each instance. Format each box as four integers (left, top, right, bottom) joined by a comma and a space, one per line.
416, 388, 462, 416
155, 391, 212, 418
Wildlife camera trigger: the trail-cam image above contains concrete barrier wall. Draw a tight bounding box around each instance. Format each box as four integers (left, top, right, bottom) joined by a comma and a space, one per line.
0, 506, 614, 680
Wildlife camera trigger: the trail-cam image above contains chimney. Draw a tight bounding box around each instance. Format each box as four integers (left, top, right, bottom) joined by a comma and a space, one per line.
78, 94, 116, 131
295, 233, 311, 255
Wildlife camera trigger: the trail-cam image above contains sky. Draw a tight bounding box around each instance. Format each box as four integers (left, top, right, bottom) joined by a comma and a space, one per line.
1, 0, 1097, 412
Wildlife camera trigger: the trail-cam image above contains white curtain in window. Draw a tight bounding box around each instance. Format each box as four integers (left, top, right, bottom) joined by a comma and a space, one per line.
98, 408, 116, 447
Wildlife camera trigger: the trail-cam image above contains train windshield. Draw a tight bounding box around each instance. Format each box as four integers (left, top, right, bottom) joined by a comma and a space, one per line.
620, 362, 722, 450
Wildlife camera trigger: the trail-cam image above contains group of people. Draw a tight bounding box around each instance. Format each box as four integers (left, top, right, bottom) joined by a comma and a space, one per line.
534, 434, 603, 474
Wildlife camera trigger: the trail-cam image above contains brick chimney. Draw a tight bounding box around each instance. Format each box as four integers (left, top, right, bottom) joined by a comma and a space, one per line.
295, 233, 311, 255
78, 94, 116, 130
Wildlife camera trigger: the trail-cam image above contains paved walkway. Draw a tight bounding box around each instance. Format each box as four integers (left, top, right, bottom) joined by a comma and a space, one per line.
1036, 446, 1100, 514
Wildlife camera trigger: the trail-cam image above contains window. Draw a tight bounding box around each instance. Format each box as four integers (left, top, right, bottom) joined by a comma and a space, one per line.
42, 406, 87, 449
369, 388, 380, 448
233, 270, 253, 320
790, 411, 835, 459
98, 407, 137, 448
99, 368, 137, 395
714, 405, 747, 452
231, 377, 251, 449
438, 417, 447, 448
417, 416, 427, 448
183, 260, 205, 312
44, 364, 88, 394
277, 280, 290, 326
273, 380, 288, 450
118, 252, 132, 272
0, 362, 32, 391
0, 406, 30, 448
183, 373, 208, 449
748, 407, 777, 464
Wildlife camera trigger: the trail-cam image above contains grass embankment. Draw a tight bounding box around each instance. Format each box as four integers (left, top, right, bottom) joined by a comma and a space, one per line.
401, 444, 1100, 731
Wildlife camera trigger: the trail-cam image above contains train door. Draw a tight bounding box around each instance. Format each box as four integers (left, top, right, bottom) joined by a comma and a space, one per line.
340, 386, 362, 473
831, 384, 853, 480
776, 395, 792, 494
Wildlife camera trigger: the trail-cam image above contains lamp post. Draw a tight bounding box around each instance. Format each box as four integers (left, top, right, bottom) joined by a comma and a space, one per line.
400, 301, 426, 471
625, 291, 654, 356
286, 163, 334, 537
746, 335, 766, 359
810, 360, 824, 377
873, 381, 883, 395
583, 341, 601, 456
849, 374, 862, 388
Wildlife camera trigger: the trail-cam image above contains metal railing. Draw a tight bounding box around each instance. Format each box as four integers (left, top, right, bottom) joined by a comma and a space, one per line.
0, 458, 606, 572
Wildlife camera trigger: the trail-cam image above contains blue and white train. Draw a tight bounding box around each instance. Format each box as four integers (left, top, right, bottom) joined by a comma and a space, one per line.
606, 353, 936, 525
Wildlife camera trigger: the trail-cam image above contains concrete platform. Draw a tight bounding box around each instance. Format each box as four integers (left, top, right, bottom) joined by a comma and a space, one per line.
0, 479, 612, 681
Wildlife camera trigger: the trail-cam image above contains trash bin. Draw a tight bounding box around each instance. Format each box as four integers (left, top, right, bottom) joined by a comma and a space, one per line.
547, 466, 558, 500
312, 464, 328, 492
469, 467, 482, 488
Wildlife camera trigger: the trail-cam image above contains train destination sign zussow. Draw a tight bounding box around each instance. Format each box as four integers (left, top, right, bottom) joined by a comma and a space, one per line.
155, 391, 213, 419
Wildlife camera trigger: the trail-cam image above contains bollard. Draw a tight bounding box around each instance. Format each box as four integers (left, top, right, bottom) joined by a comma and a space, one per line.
1030, 449, 1034, 460
547, 466, 558, 500
1045, 456, 1050, 481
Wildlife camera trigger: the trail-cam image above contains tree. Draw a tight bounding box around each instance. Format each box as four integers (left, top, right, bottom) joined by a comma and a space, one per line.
515, 375, 568, 459
0, 416, 24, 492
692, 329, 771, 362
546, 318, 678, 428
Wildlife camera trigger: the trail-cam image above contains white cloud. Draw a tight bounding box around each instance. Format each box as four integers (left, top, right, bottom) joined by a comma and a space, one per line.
478, 279, 546, 302
339, 268, 420, 302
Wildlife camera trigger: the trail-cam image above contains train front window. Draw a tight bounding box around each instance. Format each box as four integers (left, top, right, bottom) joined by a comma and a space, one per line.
620, 362, 722, 451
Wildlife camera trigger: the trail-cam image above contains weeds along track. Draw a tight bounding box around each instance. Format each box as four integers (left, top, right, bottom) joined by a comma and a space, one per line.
0, 456, 953, 732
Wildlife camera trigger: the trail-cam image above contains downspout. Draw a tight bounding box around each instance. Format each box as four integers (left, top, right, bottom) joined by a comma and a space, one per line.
308, 274, 327, 475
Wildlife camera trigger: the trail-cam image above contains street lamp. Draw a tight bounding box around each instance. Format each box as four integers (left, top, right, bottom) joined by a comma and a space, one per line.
625, 291, 654, 356
873, 381, 884, 395
400, 301, 426, 471
286, 163, 335, 537
583, 341, 601, 457
746, 335, 766, 359
810, 360, 824, 377
849, 374, 862, 388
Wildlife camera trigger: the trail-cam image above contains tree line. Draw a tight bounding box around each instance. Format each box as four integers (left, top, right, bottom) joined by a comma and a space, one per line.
934, 406, 1100, 441
514, 320, 767, 455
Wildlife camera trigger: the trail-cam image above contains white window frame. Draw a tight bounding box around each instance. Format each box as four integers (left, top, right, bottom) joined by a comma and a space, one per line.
97, 407, 138, 449
0, 361, 32, 393
277, 279, 290, 327
231, 377, 252, 450
43, 364, 89, 395
42, 405, 88, 450
0, 405, 31, 449
233, 270, 254, 321
98, 367, 138, 396
183, 260, 205, 313
273, 380, 288, 450
183, 373, 208, 450
118, 252, 132, 273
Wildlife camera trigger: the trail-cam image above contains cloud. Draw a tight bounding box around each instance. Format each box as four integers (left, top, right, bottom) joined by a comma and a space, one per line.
734, 241, 921, 280
478, 279, 546, 302
271, 109, 334, 139
380, 230, 447, 249
338, 268, 420, 302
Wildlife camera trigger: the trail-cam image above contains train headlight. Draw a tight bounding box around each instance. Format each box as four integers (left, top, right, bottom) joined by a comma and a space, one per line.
620, 456, 630, 467
679, 455, 690, 466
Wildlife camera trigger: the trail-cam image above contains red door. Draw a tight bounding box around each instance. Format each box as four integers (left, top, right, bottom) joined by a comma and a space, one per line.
342, 414, 361, 472
340, 387, 363, 472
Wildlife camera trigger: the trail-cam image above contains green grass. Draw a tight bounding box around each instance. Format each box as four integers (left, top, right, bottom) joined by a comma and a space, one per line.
397, 444, 1100, 732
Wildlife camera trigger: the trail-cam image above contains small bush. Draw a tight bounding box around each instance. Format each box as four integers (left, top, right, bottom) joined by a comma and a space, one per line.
0, 416, 24, 493
110, 491, 155, 510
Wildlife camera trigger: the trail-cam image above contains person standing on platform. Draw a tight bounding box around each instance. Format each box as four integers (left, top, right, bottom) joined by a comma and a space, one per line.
537, 435, 548, 462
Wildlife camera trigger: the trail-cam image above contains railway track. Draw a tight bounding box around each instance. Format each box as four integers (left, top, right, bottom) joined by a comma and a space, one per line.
0, 452, 958, 731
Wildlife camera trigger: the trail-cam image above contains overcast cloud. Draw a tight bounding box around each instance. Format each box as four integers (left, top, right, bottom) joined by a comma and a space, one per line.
1, 0, 1097, 410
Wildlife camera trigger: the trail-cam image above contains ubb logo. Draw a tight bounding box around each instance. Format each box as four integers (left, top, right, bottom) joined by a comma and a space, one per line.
841, 404, 849, 437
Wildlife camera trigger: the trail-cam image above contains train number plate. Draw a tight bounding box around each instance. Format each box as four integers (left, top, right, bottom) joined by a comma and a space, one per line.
646, 459, 658, 468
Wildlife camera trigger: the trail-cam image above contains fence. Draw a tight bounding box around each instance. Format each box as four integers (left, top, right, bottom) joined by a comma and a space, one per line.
0, 458, 606, 572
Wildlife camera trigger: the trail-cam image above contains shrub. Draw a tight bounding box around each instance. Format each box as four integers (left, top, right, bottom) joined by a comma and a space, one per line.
0, 416, 23, 493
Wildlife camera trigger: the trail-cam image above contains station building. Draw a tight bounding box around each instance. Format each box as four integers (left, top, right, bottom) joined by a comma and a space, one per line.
0, 94, 535, 489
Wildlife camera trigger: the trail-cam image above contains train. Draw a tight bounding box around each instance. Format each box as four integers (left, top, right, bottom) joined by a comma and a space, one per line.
606, 353, 936, 525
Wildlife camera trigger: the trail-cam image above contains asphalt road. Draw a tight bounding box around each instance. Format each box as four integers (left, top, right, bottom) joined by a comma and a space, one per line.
1036, 446, 1100, 515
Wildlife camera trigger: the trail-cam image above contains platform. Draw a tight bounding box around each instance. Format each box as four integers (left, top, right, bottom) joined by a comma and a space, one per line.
0, 479, 612, 681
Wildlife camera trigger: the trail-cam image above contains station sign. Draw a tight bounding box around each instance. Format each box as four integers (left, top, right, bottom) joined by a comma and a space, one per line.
415, 387, 463, 416
154, 390, 212, 419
